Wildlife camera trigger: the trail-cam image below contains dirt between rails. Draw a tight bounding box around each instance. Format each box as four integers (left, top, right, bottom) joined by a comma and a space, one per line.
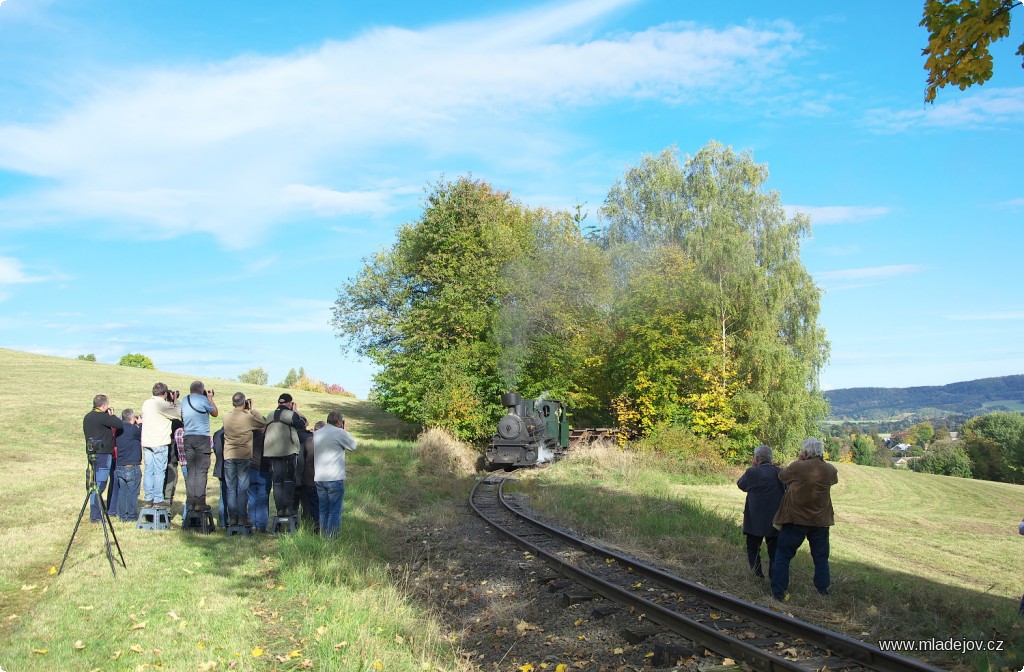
387, 489, 753, 672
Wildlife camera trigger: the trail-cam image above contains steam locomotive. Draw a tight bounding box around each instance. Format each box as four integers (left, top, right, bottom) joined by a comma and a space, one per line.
484, 392, 570, 470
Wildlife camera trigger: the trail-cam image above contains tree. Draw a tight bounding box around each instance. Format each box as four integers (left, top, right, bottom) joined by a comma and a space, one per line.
118, 353, 155, 369
913, 439, 973, 477
905, 421, 935, 447
333, 176, 605, 439
278, 368, 299, 388
921, 0, 1023, 102
237, 367, 270, 386
851, 434, 877, 466
76, 353, 96, 362
959, 411, 1024, 482
600, 142, 830, 454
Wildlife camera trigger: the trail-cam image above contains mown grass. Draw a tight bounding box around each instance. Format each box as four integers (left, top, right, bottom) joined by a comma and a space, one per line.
510, 443, 1024, 670
0, 348, 463, 672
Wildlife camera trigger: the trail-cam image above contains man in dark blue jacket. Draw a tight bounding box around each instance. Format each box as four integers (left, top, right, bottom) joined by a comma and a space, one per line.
736, 445, 784, 578
114, 409, 143, 521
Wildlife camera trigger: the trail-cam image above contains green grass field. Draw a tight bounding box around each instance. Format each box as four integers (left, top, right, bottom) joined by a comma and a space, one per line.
2, 347, 1022, 671
510, 444, 1024, 670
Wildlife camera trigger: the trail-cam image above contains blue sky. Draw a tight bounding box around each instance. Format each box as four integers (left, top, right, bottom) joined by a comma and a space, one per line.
0, 0, 1021, 399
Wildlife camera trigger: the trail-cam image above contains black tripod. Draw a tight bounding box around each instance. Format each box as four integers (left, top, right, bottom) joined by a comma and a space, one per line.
59, 449, 126, 576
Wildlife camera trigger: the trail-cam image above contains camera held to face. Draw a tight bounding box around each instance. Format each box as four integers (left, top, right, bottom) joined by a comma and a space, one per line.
165, 389, 179, 402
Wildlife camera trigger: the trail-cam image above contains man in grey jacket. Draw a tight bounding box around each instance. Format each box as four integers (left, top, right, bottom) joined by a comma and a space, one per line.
313, 411, 357, 538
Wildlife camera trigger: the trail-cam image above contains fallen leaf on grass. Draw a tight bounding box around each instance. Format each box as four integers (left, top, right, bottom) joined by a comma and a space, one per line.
782, 648, 798, 658
21, 584, 37, 591
334, 641, 348, 650
251, 648, 264, 657
79, 605, 94, 611
516, 620, 537, 634
183, 568, 194, 575
722, 658, 735, 666
298, 661, 313, 670
168, 611, 180, 621
74, 640, 86, 650
130, 621, 148, 630
32, 649, 48, 654
372, 660, 384, 671
555, 666, 567, 672
709, 612, 720, 620
288, 650, 302, 659
518, 664, 534, 672
112, 650, 123, 659
6, 614, 19, 621
573, 619, 583, 626
198, 662, 217, 671
129, 644, 144, 653
612, 647, 624, 654
48, 567, 57, 575
395, 635, 405, 645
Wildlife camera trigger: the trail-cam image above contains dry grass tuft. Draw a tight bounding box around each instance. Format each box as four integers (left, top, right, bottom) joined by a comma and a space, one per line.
564, 439, 637, 470
413, 427, 480, 477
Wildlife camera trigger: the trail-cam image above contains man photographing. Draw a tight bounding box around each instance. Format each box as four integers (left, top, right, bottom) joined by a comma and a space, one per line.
180, 381, 219, 513
141, 383, 181, 509
82, 394, 124, 522
263, 393, 307, 519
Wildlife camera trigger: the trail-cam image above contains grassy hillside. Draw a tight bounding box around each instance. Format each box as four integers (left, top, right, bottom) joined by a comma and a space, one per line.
3, 347, 1022, 670
512, 446, 1024, 670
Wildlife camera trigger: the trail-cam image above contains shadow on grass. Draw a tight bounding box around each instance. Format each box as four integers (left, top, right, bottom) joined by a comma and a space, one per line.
508, 478, 1024, 671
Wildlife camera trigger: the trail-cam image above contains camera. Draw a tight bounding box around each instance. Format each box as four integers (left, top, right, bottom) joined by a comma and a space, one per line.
166, 389, 179, 402
244, 398, 252, 410
86, 437, 104, 456
206, 389, 215, 398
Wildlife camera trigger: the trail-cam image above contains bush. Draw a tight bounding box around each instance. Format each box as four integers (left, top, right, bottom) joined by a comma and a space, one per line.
291, 375, 327, 393
118, 353, 155, 369
76, 353, 96, 362
237, 367, 269, 386
412, 427, 479, 477
635, 425, 727, 477
324, 383, 356, 397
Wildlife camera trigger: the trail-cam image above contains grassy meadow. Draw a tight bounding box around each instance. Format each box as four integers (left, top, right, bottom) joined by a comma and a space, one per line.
0, 348, 470, 672
510, 445, 1024, 670
2, 347, 1023, 671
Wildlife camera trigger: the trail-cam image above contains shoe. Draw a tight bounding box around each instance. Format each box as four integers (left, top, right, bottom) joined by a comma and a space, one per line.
818, 588, 831, 596
772, 592, 788, 602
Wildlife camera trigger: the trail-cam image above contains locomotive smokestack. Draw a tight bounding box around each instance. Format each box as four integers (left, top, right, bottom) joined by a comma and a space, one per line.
500, 392, 522, 408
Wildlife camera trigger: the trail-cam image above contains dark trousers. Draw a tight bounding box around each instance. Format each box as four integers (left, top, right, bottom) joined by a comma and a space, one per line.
298, 484, 320, 530
107, 455, 119, 514
269, 455, 297, 516
89, 454, 113, 522
115, 464, 141, 521
745, 533, 778, 578
183, 435, 212, 508
771, 524, 830, 598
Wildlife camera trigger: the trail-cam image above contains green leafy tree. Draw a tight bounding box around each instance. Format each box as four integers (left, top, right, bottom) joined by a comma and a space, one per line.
334, 177, 602, 439
118, 353, 155, 369
960, 411, 1024, 482
278, 368, 299, 388
906, 421, 935, 447
76, 353, 96, 362
921, 0, 1023, 103
600, 142, 830, 454
851, 434, 877, 466
913, 439, 973, 477
933, 422, 952, 441
237, 367, 270, 386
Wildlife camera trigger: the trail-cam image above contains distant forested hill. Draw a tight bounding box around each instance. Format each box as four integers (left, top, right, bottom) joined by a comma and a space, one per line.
824, 375, 1024, 420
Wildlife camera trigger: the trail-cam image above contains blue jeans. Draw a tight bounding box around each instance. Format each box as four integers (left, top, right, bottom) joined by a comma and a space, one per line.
144, 446, 169, 504
316, 480, 345, 538
771, 524, 831, 597
224, 459, 250, 523
89, 454, 112, 522
115, 464, 142, 521
248, 467, 271, 531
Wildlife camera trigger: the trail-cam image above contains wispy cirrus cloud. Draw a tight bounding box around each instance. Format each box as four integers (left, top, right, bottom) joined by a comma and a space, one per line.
815, 264, 926, 290
0, 255, 59, 287
785, 205, 889, 225
864, 86, 1024, 134
0, 0, 806, 246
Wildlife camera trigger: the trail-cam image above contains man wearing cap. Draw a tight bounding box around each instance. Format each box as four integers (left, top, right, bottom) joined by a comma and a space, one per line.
180, 380, 219, 512
221, 392, 267, 526
263, 393, 307, 518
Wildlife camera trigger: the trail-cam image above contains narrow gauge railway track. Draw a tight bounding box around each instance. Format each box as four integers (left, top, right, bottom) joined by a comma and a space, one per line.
470, 475, 943, 672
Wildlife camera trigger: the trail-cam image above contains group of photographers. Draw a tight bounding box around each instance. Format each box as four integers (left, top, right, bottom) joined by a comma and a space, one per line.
83, 381, 358, 537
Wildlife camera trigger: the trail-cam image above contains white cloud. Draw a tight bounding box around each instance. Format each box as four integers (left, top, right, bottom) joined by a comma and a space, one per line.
0, 255, 51, 285
815, 264, 926, 290
864, 87, 1024, 134
0, 1, 804, 245
998, 198, 1024, 208
785, 205, 889, 225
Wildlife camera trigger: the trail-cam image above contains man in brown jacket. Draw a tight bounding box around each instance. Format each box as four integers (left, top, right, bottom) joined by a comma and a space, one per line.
770, 437, 839, 601
222, 392, 267, 526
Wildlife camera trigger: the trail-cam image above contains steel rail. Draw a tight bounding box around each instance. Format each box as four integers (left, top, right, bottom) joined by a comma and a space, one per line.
470, 475, 943, 672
